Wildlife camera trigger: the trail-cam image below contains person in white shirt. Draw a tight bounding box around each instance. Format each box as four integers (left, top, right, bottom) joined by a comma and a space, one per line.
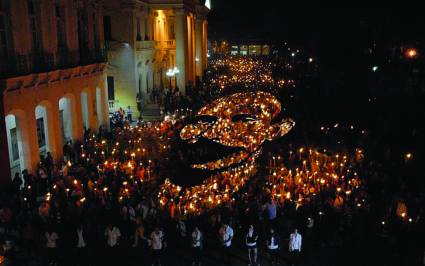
219, 223, 234, 266
289, 228, 302, 252
266, 228, 279, 266
288, 228, 302, 266
150, 227, 165, 266
127, 106, 133, 122
191, 226, 203, 266
75, 224, 88, 266
105, 223, 121, 247
245, 224, 258, 266
45, 228, 59, 265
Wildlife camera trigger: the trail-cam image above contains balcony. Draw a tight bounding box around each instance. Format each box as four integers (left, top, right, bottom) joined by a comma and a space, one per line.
0, 47, 107, 79
156, 40, 176, 50
136, 40, 156, 51
135, 40, 176, 52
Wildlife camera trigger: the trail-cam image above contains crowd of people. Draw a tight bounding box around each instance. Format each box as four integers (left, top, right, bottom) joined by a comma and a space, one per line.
1, 53, 425, 266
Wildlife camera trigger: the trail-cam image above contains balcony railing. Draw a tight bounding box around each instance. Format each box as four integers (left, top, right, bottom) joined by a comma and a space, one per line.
136, 40, 157, 51
135, 40, 176, 51
0, 47, 107, 79
157, 40, 176, 50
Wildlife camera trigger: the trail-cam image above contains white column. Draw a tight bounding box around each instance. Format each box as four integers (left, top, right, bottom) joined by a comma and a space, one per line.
48, 101, 62, 161
174, 9, 187, 94
195, 16, 203, 81
23, 107, 43, 172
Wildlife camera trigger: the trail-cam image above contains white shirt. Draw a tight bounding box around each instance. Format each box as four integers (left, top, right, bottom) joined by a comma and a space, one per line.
289, 232, 302, 252
105, 227, 121, 247
219, 225, 234, 247
45, 232, 58, 248
77, 229, 86, 248
268, 236, 279, 250
150, 230, 164, 250
192, 229, 202, 248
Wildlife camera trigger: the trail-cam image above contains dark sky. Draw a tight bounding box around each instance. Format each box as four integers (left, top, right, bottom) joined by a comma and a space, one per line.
208, 2, 425, 50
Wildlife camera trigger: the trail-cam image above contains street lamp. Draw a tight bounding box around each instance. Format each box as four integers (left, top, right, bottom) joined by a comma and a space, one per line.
173, 66, 180, 88
166, 68, 174, 89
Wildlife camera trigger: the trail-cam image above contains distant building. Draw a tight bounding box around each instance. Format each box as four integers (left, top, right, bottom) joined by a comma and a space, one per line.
0, 0, 108, 186
220, 43, 270, 56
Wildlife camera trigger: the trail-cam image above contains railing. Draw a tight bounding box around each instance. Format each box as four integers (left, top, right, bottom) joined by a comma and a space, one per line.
136, 40, 156, 51
157, 40, 176, 50
135, 40, 176, 51
0, 47, 107, 79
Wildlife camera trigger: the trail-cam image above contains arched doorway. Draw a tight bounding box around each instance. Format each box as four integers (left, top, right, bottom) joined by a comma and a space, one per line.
4, 111, 29, 178
59, 96, 74, 144
34, 103, 52, 159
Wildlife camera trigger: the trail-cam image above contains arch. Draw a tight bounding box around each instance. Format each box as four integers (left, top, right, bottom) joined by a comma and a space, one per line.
35, 101, 53, 159
59, 94, 75, 143
4, 109, 30, 177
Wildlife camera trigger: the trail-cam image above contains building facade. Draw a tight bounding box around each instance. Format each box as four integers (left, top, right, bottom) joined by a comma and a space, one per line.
0, 0, 108, 187
103, 0, 209, 114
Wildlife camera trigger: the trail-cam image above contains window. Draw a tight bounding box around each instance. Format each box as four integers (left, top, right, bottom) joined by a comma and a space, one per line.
103, 16, 112, 41
28, 0, 39, 51
92, 11, 98, 48
0, 0, 8, 57
169, 22, 175, 40
56, 5, 66, 49
78, 9, 88, 51
10, 128, 19, 161
107, 76, 115, 100
36, 117, 46, 148
136, 18, 141, 41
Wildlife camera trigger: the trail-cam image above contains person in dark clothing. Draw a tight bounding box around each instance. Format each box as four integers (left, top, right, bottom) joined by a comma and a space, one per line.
246, 224, 258, 266
266, 228, 280, 266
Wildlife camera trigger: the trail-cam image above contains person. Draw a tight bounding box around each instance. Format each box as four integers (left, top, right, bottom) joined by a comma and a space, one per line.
74, 224, 89, 266
45, 226, 59, 266
118, 107, 125, 120
133, 222, 150, 265
150, 226, 165, 266
191, 226, 203, 266
136, 92, 143, 112
263, 197, 277, 228
176, 218, 187, 241
11, 172, 22, 194
105, 223, 121, 247
246, 224, 258, 266
127, 106, 133, 122
219, 223, 234, 266
288, 228, 302, 266
266, 228, 279, 266
105, 223, 121, 265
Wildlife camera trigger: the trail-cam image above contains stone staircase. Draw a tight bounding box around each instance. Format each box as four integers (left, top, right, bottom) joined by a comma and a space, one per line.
140, 103, 161, 121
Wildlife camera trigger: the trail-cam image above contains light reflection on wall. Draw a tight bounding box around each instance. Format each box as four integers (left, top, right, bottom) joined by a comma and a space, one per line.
154, 10, 168, 41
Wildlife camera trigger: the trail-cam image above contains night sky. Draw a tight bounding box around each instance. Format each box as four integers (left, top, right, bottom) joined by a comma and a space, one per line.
208, 3, 425, 64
